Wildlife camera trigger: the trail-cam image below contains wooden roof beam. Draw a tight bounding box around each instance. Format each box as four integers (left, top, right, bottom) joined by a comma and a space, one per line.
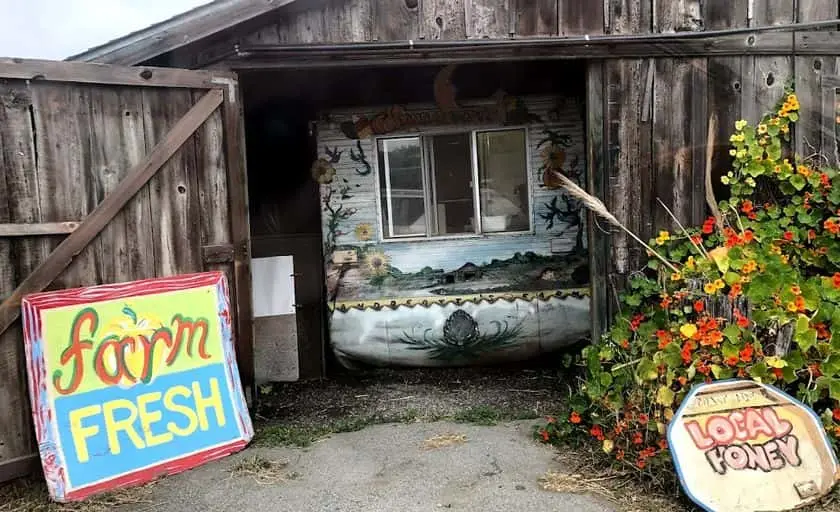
65, 0, 299, 66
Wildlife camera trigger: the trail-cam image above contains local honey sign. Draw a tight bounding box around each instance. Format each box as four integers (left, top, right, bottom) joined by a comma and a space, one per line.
21, 272, 253, 502
668, 380, 840, 512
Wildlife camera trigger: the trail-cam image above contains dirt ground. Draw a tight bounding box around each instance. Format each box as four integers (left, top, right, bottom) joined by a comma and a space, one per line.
4, 366, 840, 511
254, 365, 572, 426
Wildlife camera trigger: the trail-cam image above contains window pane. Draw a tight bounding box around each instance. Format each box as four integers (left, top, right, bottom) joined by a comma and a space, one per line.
378, 138, 426, 237
476, 129, 530, 232
430, 133, 475, 235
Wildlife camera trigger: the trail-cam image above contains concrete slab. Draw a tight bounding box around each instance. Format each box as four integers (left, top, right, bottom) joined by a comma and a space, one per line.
127, 421, 615, 512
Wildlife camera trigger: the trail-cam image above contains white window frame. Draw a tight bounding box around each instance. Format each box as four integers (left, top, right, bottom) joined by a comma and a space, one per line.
373, 125, 534, 243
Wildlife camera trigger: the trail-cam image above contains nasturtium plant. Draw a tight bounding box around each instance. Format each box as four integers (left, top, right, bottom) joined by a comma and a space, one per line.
536, 91, 840, 476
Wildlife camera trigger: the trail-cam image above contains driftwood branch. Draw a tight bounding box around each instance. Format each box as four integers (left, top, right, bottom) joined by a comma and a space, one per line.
706, 114, 724, 230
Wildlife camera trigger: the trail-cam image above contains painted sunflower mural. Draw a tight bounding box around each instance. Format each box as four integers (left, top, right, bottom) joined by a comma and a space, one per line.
364, 251, 390, 276
354, 223, 374, 241
311, 158, 336, 184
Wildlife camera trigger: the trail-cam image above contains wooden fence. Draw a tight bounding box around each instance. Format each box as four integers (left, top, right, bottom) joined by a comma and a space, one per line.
0, 59, 253, 482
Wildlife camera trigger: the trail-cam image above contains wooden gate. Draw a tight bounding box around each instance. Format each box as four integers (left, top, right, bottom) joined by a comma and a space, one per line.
0, 59, 254, 482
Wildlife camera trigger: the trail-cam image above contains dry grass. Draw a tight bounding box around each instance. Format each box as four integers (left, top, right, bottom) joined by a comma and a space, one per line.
227, 455, 297, 485
0, 478, 156, 512
422, 433, 467, 450
538, 471, 619, 499
541, 446, 691, 512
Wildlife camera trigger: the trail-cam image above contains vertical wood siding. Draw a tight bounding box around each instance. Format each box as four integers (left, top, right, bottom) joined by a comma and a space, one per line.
0, 81, 239, 481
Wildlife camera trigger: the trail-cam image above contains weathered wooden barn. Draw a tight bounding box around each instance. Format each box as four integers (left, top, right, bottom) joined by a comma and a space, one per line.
1, 0, 839, 483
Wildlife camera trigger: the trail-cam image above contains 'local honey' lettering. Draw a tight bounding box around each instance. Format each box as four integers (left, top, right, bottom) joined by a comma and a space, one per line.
683, 407, 800, 475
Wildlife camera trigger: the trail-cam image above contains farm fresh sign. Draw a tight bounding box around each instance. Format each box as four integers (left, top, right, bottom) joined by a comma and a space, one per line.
22, 272, 253, 502
668, 380, 839, 512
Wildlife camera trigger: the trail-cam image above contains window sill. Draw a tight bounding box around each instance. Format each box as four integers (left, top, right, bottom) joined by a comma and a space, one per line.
379, 229, 536, 244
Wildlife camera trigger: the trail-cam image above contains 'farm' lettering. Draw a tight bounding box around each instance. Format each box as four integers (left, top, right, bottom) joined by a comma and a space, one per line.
53, 308, 212, 394
68, 378, 226, 463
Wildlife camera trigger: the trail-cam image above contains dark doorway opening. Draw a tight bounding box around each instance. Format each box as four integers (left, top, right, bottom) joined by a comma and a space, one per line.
241, 59, 588, 381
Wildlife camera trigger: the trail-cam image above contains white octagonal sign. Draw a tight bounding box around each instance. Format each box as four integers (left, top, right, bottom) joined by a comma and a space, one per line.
668, 380, 840, 512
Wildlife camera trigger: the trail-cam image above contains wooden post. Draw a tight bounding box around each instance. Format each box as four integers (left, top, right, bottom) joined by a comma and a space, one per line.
220, 80, 256, 393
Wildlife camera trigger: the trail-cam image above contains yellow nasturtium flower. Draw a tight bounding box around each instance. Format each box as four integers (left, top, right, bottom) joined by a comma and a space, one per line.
655, 230, 670, 245
680, 324, 698, 339
735, 119, 748, 131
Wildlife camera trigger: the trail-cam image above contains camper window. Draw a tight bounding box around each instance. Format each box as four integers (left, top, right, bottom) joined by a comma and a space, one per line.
377, 128, 530, 240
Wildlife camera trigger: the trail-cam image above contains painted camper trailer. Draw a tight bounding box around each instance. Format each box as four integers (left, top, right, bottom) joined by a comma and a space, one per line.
315, 93, 590, 368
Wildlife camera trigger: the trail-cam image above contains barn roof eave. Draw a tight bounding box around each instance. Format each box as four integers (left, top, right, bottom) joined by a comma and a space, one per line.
65, 0, 300, 66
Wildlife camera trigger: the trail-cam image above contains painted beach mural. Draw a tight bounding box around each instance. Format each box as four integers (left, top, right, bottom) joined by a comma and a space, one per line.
314, 84, 590, 368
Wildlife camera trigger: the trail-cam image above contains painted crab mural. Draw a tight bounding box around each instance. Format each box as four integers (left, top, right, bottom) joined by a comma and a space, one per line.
398, 309, 523, 361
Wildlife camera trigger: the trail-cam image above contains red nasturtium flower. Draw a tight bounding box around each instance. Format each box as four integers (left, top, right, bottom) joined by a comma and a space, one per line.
590, 425, 604, 441
784, 231, 795, 241
772, 368, 784, 380
815, 323, 831, 340
539, 429, 550, 441
743, 230, 755, 242
739, 343, 754, 363
702, 217, 716, 234
630, 314, 645, 331
821, 173, 831, 188
658, 438, 668, 450
620, 339, 630, 349
638, 413, 649, 425
810, 363, 823, 378
833, 408, 840, 422
656, 330, 672, 349
724, 355, 739, 367
570, 412, 581, 424
636, 459, 647, 470
734, 309, 749, 328
693, 300, 705, 313
680, 341, 696, 364
632, 432, 643, 445
741, 200, 754, 213
833, 273, 840, 288
615, 449, 625, 461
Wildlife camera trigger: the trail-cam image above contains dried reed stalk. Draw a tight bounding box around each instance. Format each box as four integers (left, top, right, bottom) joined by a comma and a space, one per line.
549, 170, 680, 274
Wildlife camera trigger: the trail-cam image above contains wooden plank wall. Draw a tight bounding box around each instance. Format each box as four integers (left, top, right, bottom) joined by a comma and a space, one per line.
592, 0, 839, 320
184, 0, 839, 325
0, 81, 236, 479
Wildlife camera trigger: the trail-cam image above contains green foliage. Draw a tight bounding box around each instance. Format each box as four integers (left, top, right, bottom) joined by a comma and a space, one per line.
537, 90, 840, 471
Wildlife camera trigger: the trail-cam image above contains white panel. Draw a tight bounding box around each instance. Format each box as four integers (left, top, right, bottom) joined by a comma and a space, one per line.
251, 256, 296, 317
